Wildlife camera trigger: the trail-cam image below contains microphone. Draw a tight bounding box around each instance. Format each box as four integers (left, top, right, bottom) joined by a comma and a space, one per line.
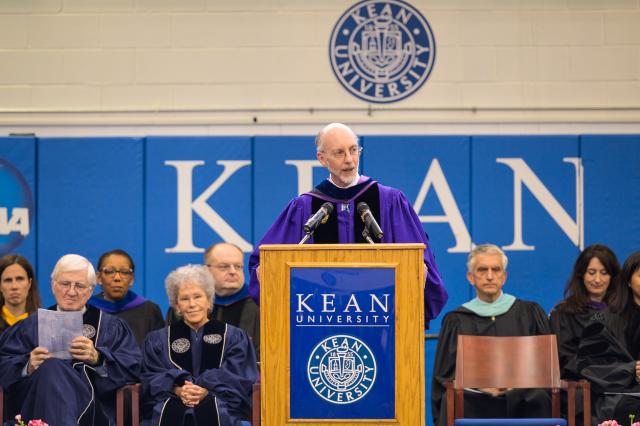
357, 202, 384, 240
303, 202, 334, 234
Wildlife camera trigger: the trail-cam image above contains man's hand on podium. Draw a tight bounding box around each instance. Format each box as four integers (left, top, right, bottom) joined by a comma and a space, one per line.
424, 264, 429, 287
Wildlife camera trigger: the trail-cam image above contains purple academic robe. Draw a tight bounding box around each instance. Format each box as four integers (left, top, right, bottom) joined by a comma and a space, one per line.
249, 177, 448, 328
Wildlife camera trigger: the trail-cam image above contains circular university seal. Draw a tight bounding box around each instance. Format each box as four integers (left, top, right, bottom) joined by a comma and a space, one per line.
329, 0, 436, 103
203, 334, 222, 345
171, 338, 191, 354
82, 324, 97, 339
307, 334, 376, 404
0, 160, 34, 256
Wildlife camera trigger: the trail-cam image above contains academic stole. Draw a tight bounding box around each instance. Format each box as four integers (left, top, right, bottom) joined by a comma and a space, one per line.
162, 320, 226, 426
311, 182, 382, 244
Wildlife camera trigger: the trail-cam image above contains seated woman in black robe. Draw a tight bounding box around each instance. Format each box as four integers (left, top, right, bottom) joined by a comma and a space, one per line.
0, 255, 41, 334
605, 251, 640, 424
550, 244, 627, 423
141, 264, 258, 426
89, 249, 164, 345
550, 244, 624, 380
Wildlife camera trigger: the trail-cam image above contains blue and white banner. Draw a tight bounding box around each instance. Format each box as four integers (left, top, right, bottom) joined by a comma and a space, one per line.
2, 134, 640, 328
36, 137, 145, 296
145, 136, 252, 306
289, 267, 395, 419
0, 137, 36, 261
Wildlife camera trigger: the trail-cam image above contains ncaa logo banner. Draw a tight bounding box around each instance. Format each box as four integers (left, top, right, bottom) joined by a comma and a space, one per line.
0, 137, 36, 259
330, 0, 436, 103
289, 267, 395, 419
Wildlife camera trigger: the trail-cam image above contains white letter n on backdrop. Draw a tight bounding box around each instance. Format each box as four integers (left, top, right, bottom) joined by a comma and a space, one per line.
497, 157, 583, 251
164, 160, 252, 253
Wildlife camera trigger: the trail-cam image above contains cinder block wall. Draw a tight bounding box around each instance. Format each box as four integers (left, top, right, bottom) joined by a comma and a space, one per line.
0, 0, 639, 122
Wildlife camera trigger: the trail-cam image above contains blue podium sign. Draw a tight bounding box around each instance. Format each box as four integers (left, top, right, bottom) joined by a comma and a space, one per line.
290, 267, 396, 419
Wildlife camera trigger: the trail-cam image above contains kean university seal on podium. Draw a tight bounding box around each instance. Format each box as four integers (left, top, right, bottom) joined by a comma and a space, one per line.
329, 0, 436, 103
307, 334, 377, 404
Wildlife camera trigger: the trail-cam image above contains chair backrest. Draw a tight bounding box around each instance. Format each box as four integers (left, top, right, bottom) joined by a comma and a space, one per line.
454, 334, 561, 390
251, 382, 261, 426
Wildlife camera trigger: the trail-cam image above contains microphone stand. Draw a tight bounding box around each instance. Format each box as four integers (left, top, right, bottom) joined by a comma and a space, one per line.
299, 232, 313, 244
361, 227, 375, 245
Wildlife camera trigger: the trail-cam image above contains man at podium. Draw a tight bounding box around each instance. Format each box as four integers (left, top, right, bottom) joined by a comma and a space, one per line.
248, 122, 448, 328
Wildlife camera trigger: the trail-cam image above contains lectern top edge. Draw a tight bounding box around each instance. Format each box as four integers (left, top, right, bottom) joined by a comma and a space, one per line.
258, 243, 425, 251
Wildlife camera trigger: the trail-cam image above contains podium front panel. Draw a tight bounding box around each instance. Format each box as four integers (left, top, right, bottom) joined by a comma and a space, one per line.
289, 266, 396, 419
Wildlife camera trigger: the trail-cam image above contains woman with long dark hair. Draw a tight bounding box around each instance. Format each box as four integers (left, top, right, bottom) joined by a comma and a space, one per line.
550, 244, 623, 379
619, 251, 640, 359
0, 254, 41, 334
607, 252, 640, 424
550, 245, 639, 424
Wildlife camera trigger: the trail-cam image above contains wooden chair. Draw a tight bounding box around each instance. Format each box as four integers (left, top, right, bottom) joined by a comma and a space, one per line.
116, 383, 141, 426
444, 334, 591, 426
251, 382, 261, 426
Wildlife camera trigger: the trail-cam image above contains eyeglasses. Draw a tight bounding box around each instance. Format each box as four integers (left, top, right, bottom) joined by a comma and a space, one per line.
473, 266, 504, 277
100, 268, 133, 277
206, 263, 244, 272
319, 146, 363, 160
55, 280, 92, 292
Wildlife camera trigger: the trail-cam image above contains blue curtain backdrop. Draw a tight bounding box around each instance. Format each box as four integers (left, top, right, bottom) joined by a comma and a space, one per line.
2, 133, 640, 425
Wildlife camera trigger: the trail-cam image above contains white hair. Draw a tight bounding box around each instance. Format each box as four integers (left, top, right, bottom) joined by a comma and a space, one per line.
51, 254, 96, 286
467, 244, 508, 273
165, 264, 215, 313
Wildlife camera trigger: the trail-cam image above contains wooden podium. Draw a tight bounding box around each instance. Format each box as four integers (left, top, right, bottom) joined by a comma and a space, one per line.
259, 243, 426, 426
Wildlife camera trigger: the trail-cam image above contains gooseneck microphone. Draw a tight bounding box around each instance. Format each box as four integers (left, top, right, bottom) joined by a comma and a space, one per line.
357, 202, 384, 240
303, 202, 334, 234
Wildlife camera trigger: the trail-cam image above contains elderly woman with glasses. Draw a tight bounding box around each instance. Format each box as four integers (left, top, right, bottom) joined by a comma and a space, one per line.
141, 264, 257, 426
0, 253, 141, 426
89, 249, 164, 345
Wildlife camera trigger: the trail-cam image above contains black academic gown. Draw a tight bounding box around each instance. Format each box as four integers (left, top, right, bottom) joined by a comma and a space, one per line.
549, 305, 625, 380
615, 304, 640, 424
570, 312, 640, 424
141, 319, 258, 426
431, 300, 551, 426
624, 304, 640, 361
0, 305, 142, 426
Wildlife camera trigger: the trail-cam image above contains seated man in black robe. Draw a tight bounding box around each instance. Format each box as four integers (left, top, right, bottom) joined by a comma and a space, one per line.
431, 244, 551, 426
0, 254, 142, 426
